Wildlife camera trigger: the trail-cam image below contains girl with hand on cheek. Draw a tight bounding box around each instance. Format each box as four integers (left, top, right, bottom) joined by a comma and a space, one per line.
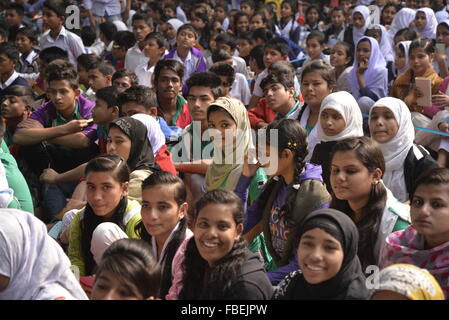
274, 208, 372, 300
380, 168, 449, 299
91, 239, 161, 300
178, 189, 273, 300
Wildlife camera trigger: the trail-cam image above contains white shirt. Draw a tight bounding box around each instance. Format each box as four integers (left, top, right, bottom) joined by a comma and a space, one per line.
0, 71, 19, 90
172, 50, 198, 83
232, 56, 248, 78
135, 62, 154, 88
39, 26, 85, 66
83, 0, 121, 17
124, 44, 149, 73
230, 73, 251, 105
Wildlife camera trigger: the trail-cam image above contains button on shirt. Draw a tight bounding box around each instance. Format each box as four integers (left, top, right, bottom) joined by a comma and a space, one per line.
39, 26, 85, 66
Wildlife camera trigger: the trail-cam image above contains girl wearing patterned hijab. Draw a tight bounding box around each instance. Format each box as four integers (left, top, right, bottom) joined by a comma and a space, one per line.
274, 208, 372, 300
369, 97, 438, 202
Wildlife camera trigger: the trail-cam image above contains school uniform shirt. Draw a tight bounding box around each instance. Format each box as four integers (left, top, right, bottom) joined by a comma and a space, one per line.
39, 26, 85, 66
352, 5, 371, 47
229, 73, 251, 105
125, 44, 149, 73
253, 68, 301, 98
83, 0, 121, 17
156, 95, 192, 129
279, 18, 301, 45
135, 62, 154, 88
325, 24, 347, 47
165, 47, 207, 84
232, 56, 248, 77
17, 50, 39, 75
387, 8, 417, 43
297, 105, 320, 163
0, 71, 30, 101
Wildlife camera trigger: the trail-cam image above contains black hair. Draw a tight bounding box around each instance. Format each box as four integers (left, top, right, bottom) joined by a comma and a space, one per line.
113, 31, 136, 51
94, 239, 161, 299
0, 27, 6, 40
186, 71, 223, 99
394, 28, 418, 43
305, 4, 323, 26
179, 189, 246, 300
0, 42, 19, 62
112, 69, 139, 86
214, 1, 228, 12
1, 84, 34, 106
144, 31, 168, 50
409, 37, 435, 56
238, 31, 253, 44
81, 26, 97, 47
177, 23, 198, 39
137, 171, 187, 298
95, 85, 124, 108
257, 119, 308, 228
410, 168, 449, 200
45, 60, 79, 89
132, 12, 154, 28
117, 85, 157, 111
39, 46, 68, 64
252, 27, 274, 44
153, 59, 184, 85
330, 6, 347, 18
77, 54, 101, 70
43, 0, 69, 17
329, 137, 386, 269
82, 154, 131, 275
215, 33, 237, 50
380, 3, 400, 25
332, 41, 354, 68
211, 49, 232, 64
300, 60, 336, 91
6, 3, 25, 16
281, 0, 298, 16
250, 44, 265, 70
87, 60, 115, 76
241, 0, 255, 10
99, 21, 118, 42
260, 72, 294, 91
210, 62, 235, 86
264, 37, 289, 57
307, 30, 326, 46
233, 12, 250, 36
16, 27, 38, 43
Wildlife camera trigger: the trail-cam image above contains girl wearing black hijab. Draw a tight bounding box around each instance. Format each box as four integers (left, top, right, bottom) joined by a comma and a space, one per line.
274, 208, 372, 300
108, 117, 160, 203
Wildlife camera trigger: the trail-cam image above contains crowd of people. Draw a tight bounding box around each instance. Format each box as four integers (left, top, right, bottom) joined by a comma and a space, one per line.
0, 0, 449, 301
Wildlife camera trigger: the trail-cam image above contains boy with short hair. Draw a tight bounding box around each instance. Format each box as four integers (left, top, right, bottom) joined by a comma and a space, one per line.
15, 27, 39, 79
125, 12, 154, 73
86, 60, 115, 94
135, 32, 167, 87
39, 0, 85, 67
34, 46, 69, 97
213, 32, 248, 77
0, 42, 29, 101
5, 3, 25, 42
248, 38, 289, 109
112, 69, 139, 88
111, 31, 136, 70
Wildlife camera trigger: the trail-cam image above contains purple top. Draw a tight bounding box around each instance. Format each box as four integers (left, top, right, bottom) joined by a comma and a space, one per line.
234, 163, 329, 284
27, 95, 97, 142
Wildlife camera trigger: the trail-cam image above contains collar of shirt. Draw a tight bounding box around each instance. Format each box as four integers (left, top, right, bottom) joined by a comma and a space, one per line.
0, 71, 19, 89
21, 50, 38, 65
55, 102, 80, 126
46, 26, 67, 42
174, 49, 192, 63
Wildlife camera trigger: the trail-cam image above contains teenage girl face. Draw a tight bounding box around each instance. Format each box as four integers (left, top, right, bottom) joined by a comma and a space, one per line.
208, 108, 238, 149
437, 25, 449, 48
92, 270, 144, 300
86, 170, 129, 220
194, 203, 243, 267
281, 2, 293, 19
236, 15, 250, 33
176, 29, 196, 50
356, 40, 371, 65
330, 150, 382, 205
141, 185, 187, 243
106, 126, 132, 161
369, 107, 399, 144
414, 12, 427, 31
330, 43, 351, 68
297, 228, 344, 285
306, 8, 319, 25
352, 12, 365, 29
381, 5, 397, 26
300, 71, 332, 109
306, 38, 323, 60
394, 46, 406, 71
331, 10, 345, 29
250, 14, 266, 30
411, 183, 449, 247
320, 109, 346, 137
409, 47, 432, 76
0, 95, 29, 119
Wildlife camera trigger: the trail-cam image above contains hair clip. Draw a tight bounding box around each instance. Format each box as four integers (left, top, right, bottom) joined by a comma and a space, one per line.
287, 142, 297, 148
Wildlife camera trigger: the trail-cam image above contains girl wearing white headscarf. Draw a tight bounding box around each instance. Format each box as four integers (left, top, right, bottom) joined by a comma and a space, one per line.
0, 208, 88, 300
369, 97, 438, 202
394, 40, 412, 77
349, 36, 388, 114
352, 5, 372, 46
414, 8, 438, 39
166, 19, 184, 50
388, 8, 416, 43
368, 24, 395, 62
311, 91, 364, 191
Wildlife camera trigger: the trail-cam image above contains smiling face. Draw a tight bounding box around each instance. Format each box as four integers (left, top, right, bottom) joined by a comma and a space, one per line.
320, 109, 346, 137
86, 171, 128, 220
141, 185, 186, 243
194, 203, 243, 267
298, 228, 344, 284
411, 183, 449, 248
369, 107, 399, 144
408, 47, 432, 76
236, 15, 249, 33
250, 14, 266, 30
15, 34, 34, 55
